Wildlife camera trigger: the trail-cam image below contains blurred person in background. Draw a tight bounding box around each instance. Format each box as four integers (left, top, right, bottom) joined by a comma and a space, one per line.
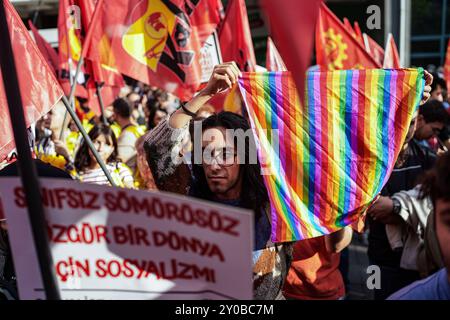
127, 91, 147, 126
72, 123, 134, 189
388, 153, 450, 300
414, 100, 449, 154
35, 110, 55, 156
145, 96, 168, 130
430, 73, 447, 103
367, 72, 435, 300
112, 98, 146, 173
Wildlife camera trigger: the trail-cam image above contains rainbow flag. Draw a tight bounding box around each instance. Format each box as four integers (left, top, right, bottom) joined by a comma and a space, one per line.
238, 69, 424, 242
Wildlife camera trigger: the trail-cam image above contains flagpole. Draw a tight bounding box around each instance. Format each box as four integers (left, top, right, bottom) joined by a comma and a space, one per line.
59, 3, 78, 142
68, 56, 84, 103
67, 0, 104, 104
60, 96, 117, 187
96, 82, 108, 125
58, 57, 76, 141
0, 2, 60, 300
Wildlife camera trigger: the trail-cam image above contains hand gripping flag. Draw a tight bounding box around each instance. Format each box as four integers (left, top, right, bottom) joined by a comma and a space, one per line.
238, 69, 425, 242
0, 0, 64, 162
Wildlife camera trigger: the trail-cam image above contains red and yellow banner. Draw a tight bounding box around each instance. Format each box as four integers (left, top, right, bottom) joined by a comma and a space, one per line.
316, 3, 380, 70
86, 0, 221, 101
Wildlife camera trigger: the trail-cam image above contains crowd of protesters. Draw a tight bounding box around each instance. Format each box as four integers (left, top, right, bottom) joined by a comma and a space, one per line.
0, 62, 449, 300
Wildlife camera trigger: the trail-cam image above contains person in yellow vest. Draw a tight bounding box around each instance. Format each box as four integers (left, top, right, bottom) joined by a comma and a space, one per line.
112, 98, 146, 173
64, 120, 82, 159
110, 122, 122, 140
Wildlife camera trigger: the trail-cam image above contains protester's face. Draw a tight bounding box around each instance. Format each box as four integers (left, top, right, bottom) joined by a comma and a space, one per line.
36, 112, 53, 131
435, 199, 450, 281
89, 134, 114, 163
111, 110, 118, 123
202, 127, 242, 200
415, 115, 445, 140
104, 106, 114, 120
43, 112, 53, 129
128, 93, 141, 108
69, 121, 78, 132
431, 85, 445, 102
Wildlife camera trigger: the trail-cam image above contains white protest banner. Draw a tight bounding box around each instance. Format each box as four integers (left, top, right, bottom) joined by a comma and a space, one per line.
200, 31, 223, 83
0, 177, 253, 300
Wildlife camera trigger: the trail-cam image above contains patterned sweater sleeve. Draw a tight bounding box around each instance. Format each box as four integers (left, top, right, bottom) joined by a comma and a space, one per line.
143, 116, 190, 184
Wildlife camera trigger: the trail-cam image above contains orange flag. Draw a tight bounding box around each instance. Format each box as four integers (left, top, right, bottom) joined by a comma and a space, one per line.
219, 0, 256, 71
58, 0, 88, 98
353, 21, 364, 44
383, 33, 401, 68
266, 37, 287, 71
316, 3, 380, 70
0, 0, 64, 161
445, 40, 450, 91
78, 0, 124, 114
343, 18, 354, 34
78, 0, 122, 87
86, 0, 221, 101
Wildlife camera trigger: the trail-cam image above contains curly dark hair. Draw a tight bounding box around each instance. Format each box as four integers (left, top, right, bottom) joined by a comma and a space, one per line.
74, 124, 119, 172
419, 100, 449, 125
113, 98, 132, 119
420, 152, 450, 205
190, 112, 269, 217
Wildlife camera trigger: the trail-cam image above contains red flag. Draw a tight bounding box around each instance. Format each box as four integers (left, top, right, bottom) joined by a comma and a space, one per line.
28, 21, 59, 75
58, 0, 88, 98
78, 0, 124, 86
219, 0, 256, 71
58, 0, 83, 78
191, 0, 224, 41
78, 0, 124, 115
266, 37, 287, 71
316, 3, 380, 70
86, 0, 221, 101
353, 21, 364, 44
383, 33, 401, 68
0, 0, 64, 161
261, 0, 321, 101
343, 17, 354, 34
363, 33, 385, 67
445, 40, 450, 91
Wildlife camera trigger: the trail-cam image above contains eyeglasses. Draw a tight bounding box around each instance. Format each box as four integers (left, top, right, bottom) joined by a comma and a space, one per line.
202, 148, 237, 167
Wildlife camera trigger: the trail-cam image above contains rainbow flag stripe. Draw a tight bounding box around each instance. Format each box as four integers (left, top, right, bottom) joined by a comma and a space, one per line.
238, 69, 424, 242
